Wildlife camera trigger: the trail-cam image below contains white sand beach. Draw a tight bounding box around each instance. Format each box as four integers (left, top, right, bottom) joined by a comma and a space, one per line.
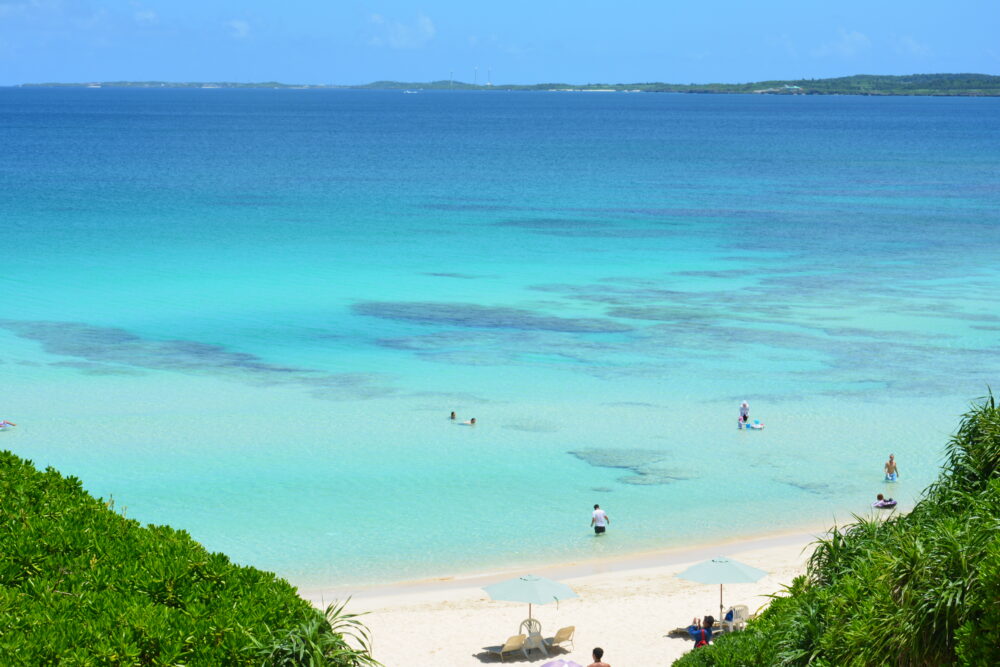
303, 530, 821, 667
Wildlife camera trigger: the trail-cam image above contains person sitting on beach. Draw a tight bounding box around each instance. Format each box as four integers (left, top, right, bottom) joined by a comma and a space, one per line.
588, 647, 611, 667
872, 493, 897, 509
884, 454, 899, 481
686, 615, 715, 647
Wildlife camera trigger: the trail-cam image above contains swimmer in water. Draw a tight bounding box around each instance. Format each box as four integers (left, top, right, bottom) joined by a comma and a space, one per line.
450, 411, 456, 420
461, 417, 476, 426
0, 419, 16, 428
873, 493, 896, 508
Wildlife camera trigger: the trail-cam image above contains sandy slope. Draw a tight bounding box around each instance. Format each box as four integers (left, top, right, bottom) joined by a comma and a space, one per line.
303, 531, 819, 666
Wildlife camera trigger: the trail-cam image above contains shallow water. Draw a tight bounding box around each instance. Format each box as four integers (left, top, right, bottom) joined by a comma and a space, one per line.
1, 89, 998, 586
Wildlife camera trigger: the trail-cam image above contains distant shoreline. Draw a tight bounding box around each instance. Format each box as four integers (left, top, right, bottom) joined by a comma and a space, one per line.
12, 72, 1000, 97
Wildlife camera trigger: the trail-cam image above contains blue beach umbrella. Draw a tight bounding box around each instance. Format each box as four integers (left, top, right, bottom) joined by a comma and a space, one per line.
483, 574, 578, 620
676, 557, 768, 620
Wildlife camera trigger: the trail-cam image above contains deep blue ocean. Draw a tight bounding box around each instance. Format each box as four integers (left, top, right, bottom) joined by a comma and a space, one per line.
2, 88, 999, 590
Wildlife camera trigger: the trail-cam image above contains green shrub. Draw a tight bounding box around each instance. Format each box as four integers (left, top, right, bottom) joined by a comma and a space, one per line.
0, 451, 377, 666
674, 395, 1000, 666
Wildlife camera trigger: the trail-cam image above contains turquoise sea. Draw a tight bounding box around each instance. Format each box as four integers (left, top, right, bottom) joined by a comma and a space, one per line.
1, 88, 999, 589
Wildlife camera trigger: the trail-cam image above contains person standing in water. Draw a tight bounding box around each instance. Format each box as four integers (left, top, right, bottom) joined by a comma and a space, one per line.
591, 504, 610, 535
884, 454, 899, 481
738, 401, 750, 427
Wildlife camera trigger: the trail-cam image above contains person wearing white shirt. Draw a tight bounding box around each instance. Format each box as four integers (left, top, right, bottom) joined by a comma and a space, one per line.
591, 504, 610, 535
739, 401, 750, 425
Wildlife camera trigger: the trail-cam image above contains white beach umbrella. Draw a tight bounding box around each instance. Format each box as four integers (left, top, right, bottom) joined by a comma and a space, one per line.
676, 556, 767, 620
483, 574, 578, 620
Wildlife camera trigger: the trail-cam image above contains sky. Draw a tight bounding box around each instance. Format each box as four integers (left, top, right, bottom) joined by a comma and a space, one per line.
0, 0, 998, 85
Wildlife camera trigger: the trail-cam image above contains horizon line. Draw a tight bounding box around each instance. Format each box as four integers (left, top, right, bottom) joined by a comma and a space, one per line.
9, 71, 1000, 89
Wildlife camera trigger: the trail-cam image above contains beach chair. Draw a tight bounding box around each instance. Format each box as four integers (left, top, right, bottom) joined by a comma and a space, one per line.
485, 634, 527, 662
519, 619, 548, 656
545, 625, 576, 652
518, 618, 542, 636
723, 605, 750, 632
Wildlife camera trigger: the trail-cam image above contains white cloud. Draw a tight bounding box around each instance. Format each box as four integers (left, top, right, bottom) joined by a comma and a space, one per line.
134, 9, 157, 25
0, 3, 24, 19
74, 7, 109, 31
466, 33, 531, 59
1, 1, 111, 27
766, 33, 799, 60
227, 19, 250, 39
368, 13, 435, 49
893, 35, 930, 57
684, 50, 713, 62
811, 29, 871, 58
0, 0, 48, 19
504, 41, 531, 58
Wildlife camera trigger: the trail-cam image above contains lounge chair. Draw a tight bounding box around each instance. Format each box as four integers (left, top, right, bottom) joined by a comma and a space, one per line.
485, 634, 527, 662
668, 625, 719, 638
668, 621, 725, 638
723, 605, 750, 632
545, 625, 575, 652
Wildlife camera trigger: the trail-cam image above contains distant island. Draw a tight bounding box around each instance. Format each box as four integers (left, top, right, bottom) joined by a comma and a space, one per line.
18, 73, 1000, 96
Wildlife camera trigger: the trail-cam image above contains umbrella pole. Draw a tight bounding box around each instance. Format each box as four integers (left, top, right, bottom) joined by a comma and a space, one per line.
719, 584, 723, 621
529, 603, 532, 620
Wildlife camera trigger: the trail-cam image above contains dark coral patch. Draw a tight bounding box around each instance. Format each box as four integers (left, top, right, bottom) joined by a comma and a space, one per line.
352, 302, 632, 333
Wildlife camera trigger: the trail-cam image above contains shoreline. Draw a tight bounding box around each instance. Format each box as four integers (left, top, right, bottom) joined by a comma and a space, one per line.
301, 522, 829, 602
12, 75, 1000, 97
12, 86, 1000, 98
305, 527, 824, 666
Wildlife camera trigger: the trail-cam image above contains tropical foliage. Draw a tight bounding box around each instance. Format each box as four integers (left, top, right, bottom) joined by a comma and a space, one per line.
674, 395, 1000, 666
0, 451, 378, 666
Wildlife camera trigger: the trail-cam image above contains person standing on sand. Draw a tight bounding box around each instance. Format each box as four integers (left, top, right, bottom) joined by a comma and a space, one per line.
588, 647, 611, 667
591, 504, 610, 535
885, 454, 899, 481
